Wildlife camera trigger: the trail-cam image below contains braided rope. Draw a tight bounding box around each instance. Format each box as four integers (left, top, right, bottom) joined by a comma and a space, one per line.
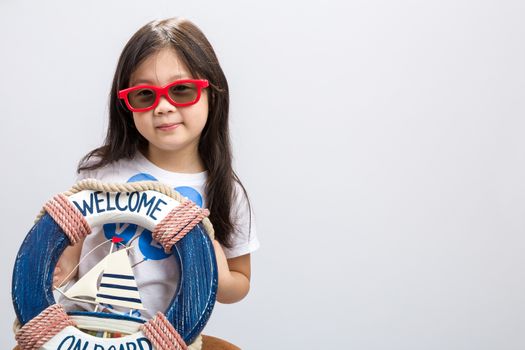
153, 201, 210, 253
35, 179, 214, 240
44, 194, 91, 245
142, 312, 188, 350
15, 304, 76, 350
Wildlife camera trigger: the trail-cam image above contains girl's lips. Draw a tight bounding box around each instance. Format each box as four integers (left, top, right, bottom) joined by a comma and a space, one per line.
157, 123, 181, 131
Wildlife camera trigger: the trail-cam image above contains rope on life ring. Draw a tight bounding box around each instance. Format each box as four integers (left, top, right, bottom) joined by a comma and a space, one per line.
143, 312, 189, 350
36, 179, 215, 240
15, 305, 76, 350
15, 306, 197, 350
13, 179, 218, 350
44, 194, 91, 244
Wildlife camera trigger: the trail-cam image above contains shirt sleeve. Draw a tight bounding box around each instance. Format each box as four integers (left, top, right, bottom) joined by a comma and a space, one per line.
222, 182, 260, 259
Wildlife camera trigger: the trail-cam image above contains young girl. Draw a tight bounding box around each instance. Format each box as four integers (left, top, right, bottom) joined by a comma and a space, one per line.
54, 17, 259, 318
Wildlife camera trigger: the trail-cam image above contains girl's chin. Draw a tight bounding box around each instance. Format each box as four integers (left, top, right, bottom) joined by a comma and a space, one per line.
148, 141, 198, 154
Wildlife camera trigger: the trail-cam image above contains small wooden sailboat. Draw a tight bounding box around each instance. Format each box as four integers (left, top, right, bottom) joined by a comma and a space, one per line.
56, 237, 145, 311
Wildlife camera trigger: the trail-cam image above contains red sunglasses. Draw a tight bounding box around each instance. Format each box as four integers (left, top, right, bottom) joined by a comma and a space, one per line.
118, 79, 209, 112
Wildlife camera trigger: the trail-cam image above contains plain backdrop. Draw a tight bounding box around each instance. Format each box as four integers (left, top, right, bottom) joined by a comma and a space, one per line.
1, 0, 524, 349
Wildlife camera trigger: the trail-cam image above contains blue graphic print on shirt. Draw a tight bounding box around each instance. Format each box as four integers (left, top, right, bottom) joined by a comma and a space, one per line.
127, 173, 158, 182
173, 186, 203, 207
138, 230, 170, 260
103, 223, 137, 244
102, 172, 202, 261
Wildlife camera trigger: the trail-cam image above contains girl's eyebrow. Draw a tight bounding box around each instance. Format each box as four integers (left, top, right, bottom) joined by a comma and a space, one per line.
130, 74, 191, 86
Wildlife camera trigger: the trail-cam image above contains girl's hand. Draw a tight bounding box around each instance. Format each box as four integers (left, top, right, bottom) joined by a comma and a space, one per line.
53, 243, 83, 287
212, 240, 251, 304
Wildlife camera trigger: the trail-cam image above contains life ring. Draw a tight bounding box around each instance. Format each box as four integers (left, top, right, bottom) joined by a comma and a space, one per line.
12, 180, 218, 350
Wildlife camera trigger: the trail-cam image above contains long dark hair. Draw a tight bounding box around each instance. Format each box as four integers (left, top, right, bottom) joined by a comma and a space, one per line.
78, 17, 249, 247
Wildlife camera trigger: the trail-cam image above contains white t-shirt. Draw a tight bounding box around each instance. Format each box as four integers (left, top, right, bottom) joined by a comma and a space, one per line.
63, 152, 259, 319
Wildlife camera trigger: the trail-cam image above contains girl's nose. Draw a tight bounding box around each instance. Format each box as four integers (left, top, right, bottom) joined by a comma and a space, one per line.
154, 96, 176, 115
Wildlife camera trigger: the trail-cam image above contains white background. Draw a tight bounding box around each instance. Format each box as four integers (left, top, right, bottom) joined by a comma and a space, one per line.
1, 0, 524, 349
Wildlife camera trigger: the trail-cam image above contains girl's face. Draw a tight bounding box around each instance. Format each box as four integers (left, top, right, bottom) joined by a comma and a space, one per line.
129, 48, 209, 162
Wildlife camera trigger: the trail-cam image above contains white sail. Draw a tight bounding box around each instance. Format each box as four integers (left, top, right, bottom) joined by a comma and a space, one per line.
95, 249, 145, 310
60, 245, 145, 311
63, 253, 111, 301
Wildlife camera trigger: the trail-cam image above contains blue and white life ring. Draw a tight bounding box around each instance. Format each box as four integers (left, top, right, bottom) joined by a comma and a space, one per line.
12, 184, 217, 348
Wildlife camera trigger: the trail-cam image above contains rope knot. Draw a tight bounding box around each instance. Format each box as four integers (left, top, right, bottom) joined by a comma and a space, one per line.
141, 312, 188, 350
152, 200, 210, 253
15, 304, 76, 350
44, 194, 91, 244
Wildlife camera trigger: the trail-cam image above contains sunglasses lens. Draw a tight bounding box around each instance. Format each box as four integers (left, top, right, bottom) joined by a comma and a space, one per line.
128, 88, 157, 109
168, 82, 199, 104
